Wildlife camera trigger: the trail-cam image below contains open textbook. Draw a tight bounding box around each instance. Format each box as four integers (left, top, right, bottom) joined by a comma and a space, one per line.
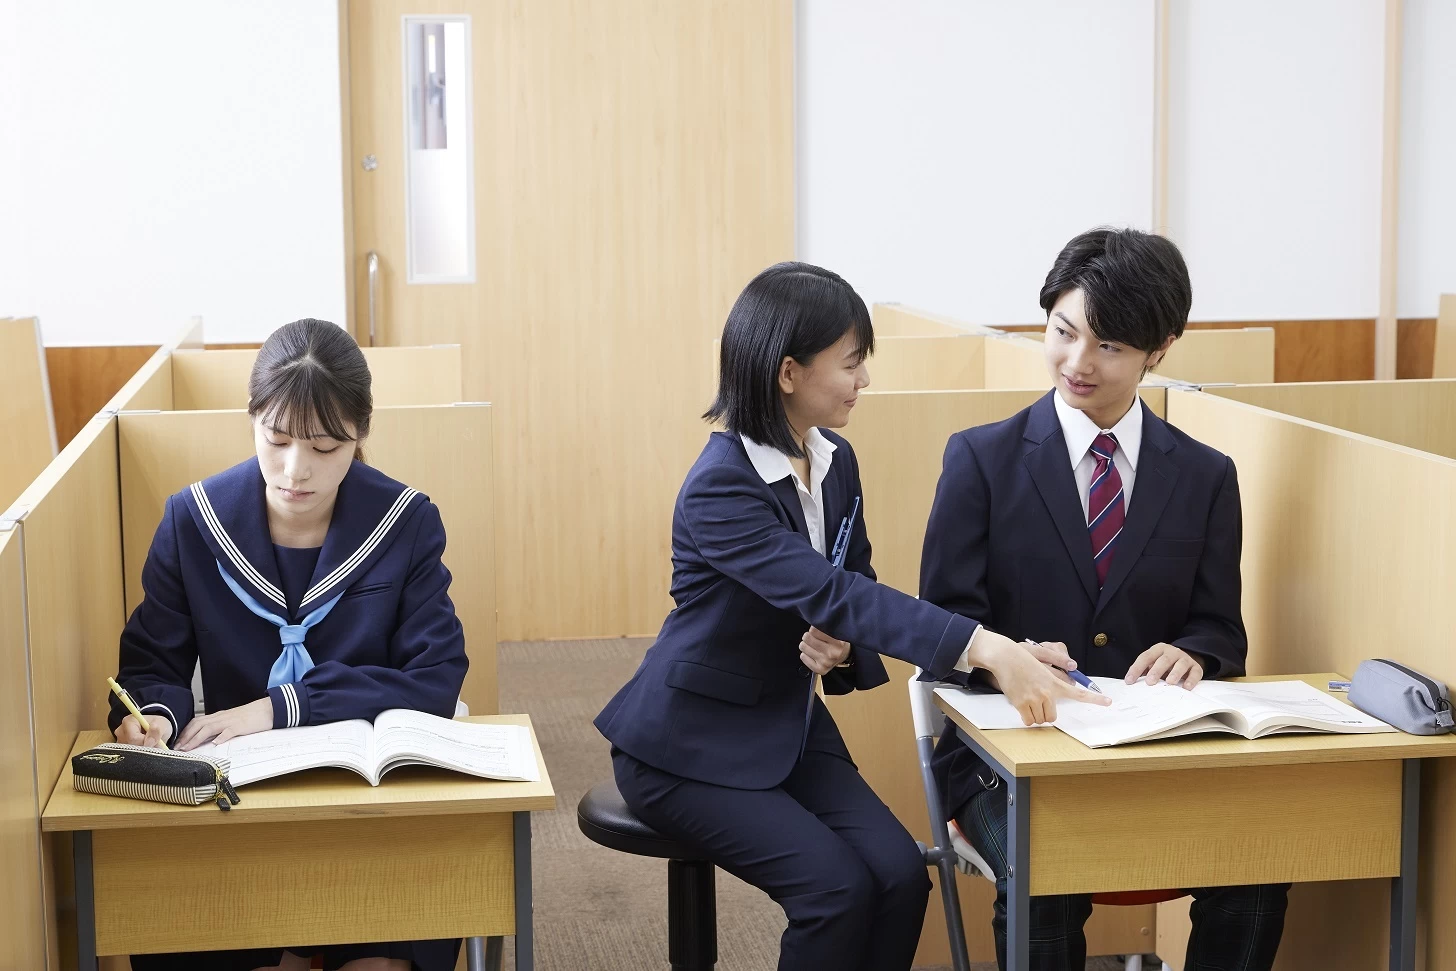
937, 677, 1394, 749
192, 709, 540, 786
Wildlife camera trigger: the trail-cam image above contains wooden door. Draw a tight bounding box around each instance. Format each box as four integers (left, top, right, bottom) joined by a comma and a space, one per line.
344, 0, 794, 640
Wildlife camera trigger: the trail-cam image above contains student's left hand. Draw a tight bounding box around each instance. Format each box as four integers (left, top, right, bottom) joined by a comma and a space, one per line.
1125, 643, 1204, 689
175, 697, 275, 751
800, 626, 852, 675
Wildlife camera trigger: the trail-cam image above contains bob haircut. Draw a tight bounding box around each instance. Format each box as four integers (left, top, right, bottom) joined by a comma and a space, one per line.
248, 319, 373, 460
1039, 227, 1192, 355
704, 262, 874, 458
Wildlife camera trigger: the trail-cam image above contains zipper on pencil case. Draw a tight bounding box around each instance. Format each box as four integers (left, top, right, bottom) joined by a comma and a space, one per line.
1375, 659, 1452, 716
93, 743, 241, 810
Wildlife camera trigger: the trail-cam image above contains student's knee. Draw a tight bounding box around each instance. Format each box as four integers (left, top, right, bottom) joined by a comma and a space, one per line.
875, 834, 932, 906
798, 855, 878, 926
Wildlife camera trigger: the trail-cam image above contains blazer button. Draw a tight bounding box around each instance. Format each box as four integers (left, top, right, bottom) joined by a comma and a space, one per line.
1093, 633, 1109, 647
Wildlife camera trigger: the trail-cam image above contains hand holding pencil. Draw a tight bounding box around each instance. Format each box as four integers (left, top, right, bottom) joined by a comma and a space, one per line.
108, 677, 172, 749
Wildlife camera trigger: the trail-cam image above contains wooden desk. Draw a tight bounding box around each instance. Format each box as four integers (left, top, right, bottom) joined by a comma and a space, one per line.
935, 675, 1456, 971
43, 715, 555, 971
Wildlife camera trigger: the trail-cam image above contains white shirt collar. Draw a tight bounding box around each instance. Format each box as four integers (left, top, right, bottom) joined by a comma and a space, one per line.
740, 427, 837, 488
1052, 390, 1143, 471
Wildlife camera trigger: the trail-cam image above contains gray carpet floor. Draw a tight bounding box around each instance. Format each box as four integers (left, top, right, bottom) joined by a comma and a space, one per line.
497, 637, 1137, 971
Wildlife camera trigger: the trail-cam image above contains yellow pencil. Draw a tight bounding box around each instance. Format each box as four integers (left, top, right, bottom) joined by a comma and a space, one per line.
107, 677, 168, 749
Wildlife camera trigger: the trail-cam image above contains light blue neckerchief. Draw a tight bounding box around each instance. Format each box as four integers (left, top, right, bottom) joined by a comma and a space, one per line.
215, 561, 346, 688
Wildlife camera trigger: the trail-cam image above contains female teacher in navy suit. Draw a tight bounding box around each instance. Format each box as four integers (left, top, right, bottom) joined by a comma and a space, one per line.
595, 262, 1107, 971
110, 319, 468, 971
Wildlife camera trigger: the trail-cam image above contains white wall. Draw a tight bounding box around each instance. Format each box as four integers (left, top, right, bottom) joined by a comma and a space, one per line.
1398, 0, 1456, 319
0, 1, 345, 345
1165, 0, 1386, 322
797, 0, 1155, 328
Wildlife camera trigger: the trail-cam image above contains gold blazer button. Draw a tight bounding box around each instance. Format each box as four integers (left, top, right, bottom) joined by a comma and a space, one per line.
1093, 633, 1109, 647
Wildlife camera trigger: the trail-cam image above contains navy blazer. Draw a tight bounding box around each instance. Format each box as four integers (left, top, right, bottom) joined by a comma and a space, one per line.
926, 392, 1247, 820
110, 457, 468, 739
595, 430, 979, 790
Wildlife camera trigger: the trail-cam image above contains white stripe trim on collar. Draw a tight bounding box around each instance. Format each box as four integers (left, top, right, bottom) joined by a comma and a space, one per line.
190, 482, 287, 609
299, 488, 421, 608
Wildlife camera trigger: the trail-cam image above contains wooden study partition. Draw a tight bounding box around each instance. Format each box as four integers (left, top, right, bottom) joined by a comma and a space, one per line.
1432, 293, 1456, 378
872, 303, 979, 337
95, 317, 206, 417
983, 334, 1054, 390
117, 405, 499, 715
1205, 379, 1456, 461
5, 414, 128, 971
1009, 326, 1277, 386
169, 345, 464, 410
1158, 326, 1274, 384
0, 525, 47, 971
1, 317, 59, 512
828, 386, 1170, 967
1163, 389, 1456, 970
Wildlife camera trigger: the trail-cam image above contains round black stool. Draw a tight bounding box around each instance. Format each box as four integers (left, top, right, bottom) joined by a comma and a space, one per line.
577, 779, 717, 971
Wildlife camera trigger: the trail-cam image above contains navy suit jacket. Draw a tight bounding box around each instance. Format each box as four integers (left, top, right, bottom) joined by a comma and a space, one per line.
926, 392, 1247, 820
596, 430, 979, 790
110, 457, 468, 739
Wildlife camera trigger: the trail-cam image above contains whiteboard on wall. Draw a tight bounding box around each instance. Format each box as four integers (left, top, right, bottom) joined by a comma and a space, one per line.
1166, 0, 1385, 322
796, 0, 1155, 328
0, 1, 346, 345
1398, 0, 1456, 319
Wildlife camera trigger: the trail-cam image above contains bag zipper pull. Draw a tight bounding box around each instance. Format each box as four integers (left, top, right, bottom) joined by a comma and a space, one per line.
221, 777, 241, 805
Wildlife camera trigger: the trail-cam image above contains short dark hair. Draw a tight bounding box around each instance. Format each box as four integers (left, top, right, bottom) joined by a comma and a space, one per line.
1039, 228, 1192, 354
704, 262, 874, 457
248, 319, 373, 458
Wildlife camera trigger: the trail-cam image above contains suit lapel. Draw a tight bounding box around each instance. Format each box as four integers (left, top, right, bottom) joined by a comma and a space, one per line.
1022, 394, 1099, 604
821, 456, 842, 557
1094, 405, 1180, 614
768, 477, 811, 538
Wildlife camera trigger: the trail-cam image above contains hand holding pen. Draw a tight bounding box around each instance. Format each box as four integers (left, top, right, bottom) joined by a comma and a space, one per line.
1022, 639, 1102, 694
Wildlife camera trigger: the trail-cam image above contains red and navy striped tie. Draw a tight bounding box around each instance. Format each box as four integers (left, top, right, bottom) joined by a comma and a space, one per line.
1088, 432, 1125, 587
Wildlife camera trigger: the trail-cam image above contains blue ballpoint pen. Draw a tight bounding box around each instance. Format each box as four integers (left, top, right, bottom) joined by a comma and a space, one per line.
1025, 639, 1102, 693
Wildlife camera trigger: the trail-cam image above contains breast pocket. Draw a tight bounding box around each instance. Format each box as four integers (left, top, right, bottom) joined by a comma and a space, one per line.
1143, 538, 1204, 558
340, 581, 395, 601
664, 660, 764, 707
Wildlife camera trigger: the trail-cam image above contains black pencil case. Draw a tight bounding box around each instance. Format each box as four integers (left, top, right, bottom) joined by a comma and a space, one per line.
72, 743, 240, 810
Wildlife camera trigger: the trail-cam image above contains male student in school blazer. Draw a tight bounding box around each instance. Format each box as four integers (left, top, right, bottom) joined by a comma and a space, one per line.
925, 229, 1290, 971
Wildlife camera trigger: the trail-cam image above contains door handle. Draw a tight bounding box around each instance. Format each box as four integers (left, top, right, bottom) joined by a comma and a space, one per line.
366, 251, 379, 346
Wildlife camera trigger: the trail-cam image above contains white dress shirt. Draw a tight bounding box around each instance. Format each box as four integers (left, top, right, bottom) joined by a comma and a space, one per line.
741, 428, 836, 554
1053, 390, 1143, 521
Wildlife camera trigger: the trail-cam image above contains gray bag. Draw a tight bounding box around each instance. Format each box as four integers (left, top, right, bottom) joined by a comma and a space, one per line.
1349, 659, 1454, 735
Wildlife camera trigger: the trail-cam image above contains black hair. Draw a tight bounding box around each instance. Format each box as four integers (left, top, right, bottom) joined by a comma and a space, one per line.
704, 262, 874, 457
1039, 228, 1192, 355
248, 319, 372, 460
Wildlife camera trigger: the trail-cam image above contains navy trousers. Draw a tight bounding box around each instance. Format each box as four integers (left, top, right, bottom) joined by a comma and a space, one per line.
957, 779, 1290, 971
612, 744, 931, 971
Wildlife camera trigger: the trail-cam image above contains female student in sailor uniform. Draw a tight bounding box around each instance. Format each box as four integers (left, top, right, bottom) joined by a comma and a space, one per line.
109, 319, 468, 971
594, 263, 1108, 971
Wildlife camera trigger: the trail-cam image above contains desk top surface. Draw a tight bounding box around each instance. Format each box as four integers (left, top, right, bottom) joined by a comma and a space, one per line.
936, 673, 1456, 778
43, 714, 556, 831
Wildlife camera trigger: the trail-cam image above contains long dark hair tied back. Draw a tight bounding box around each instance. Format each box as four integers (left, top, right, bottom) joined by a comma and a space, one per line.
247, 319, 373, 462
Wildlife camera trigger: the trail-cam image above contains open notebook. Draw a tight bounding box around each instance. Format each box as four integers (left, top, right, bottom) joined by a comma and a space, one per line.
938, 677, 1394, 749
192, 709, 541, 786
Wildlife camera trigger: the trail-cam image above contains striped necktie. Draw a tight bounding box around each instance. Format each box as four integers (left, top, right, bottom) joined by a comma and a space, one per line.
1088, 432, 1125, 587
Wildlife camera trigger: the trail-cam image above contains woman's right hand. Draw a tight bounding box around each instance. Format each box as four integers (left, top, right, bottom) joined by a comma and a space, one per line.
115, 713, 172, 748
974, 630, 1111, 725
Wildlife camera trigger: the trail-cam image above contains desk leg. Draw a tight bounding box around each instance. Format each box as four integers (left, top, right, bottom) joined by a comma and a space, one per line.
74, 831, 97, 971
1390, 759, 1420, 971
1005, 776, 1030, 971
515, 811, 533, 971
